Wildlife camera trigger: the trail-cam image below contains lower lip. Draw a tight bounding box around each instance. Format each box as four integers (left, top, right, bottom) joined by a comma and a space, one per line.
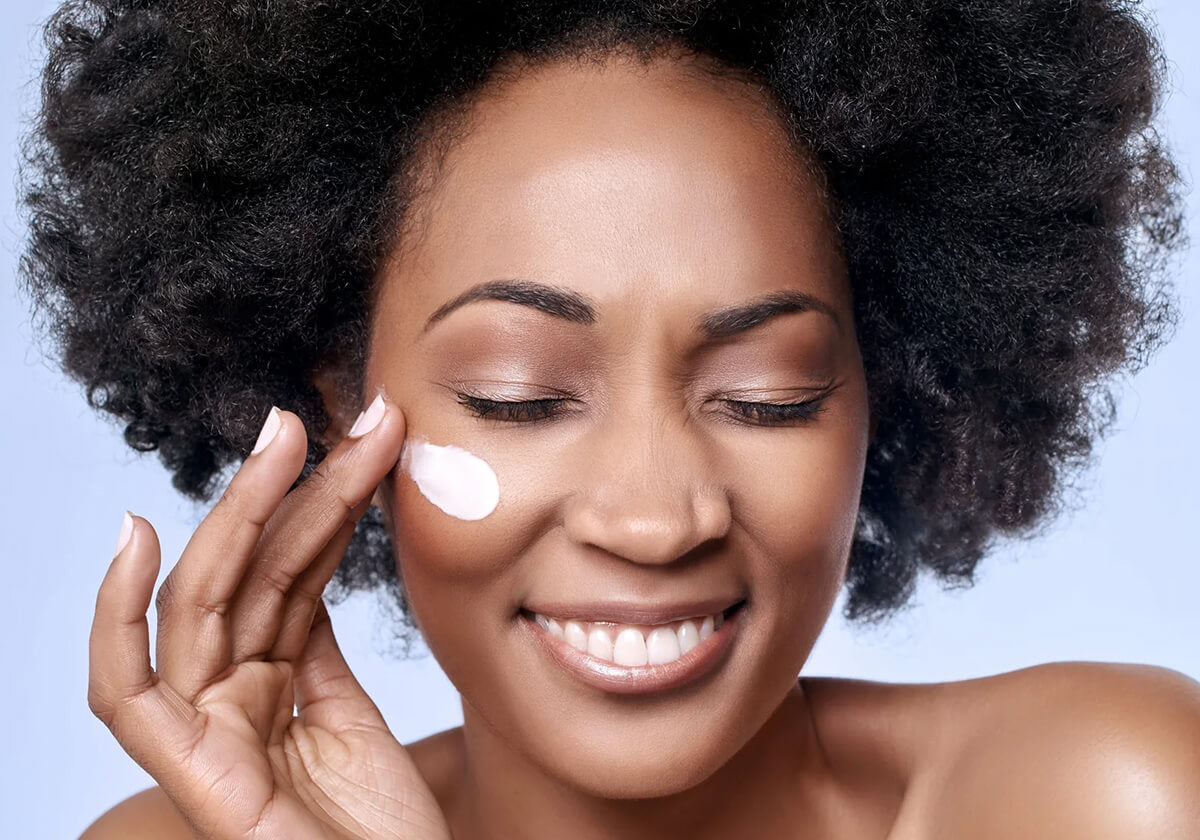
519, 603, 746, 696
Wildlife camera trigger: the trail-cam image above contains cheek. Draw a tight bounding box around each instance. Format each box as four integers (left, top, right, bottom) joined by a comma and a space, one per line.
386, 433, 557, 575
386, 444, 511, 598
384, 434, 569, 700
728, 390, 869, 621
381, 446, 507, 690
382, 433, 552, 650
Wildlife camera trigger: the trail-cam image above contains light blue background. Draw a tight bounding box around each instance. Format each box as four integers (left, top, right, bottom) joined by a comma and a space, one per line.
2, 2, 1197, 836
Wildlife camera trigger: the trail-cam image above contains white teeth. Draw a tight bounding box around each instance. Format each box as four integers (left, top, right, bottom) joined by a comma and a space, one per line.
677, 620, 700, 654
613, 627, 648, 666
646, 627, 682, 664
532, 607, 733, 667
587, 626, 614, 661
564, 620, 589, 652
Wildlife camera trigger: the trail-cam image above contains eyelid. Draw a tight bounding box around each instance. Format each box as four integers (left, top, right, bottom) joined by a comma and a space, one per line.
718, 394, 829, 424
438, 380, 579, 401
453, 389, 837, 427
455, 393, 573, 424
709, 379, 839, 402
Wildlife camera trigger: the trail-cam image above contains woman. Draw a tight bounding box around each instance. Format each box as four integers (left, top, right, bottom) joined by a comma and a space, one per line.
20, 0, 1199, 837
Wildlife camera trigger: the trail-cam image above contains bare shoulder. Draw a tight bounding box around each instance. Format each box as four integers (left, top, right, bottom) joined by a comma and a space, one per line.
79, 785, 191, 839
926, 661, 1200, 839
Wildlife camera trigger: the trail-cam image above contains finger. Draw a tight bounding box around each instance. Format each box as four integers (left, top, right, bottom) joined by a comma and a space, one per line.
88, 514, 207, 778
90, 517, 308, 839
228, 393, 405, 662
154, 406, 309, 701
292, 599, 391, 735
266, 496, 369, 662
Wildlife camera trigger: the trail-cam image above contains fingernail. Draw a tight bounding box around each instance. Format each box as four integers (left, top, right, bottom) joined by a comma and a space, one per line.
115, 511, 134, 557
251, 406, 283, 455
347, 392, 386, 439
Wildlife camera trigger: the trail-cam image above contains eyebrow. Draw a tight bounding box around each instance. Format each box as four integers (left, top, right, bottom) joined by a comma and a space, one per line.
421, 278, 840, 338
423, 279, 597, 332
699, 289, 841, 339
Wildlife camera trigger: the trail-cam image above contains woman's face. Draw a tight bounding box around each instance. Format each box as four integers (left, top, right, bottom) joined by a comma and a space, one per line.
363, 53, 870, 798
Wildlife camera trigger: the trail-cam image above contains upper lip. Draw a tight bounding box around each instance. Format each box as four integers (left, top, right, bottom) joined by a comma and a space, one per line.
522, 595, 745, 625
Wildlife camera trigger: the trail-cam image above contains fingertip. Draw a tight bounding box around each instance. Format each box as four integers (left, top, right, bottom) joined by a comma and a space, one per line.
96, 513, 162, 619
375, 397, 408, 479
390, 396, 407, 440
272, 406, 303, 431
376, 389, 406, 450
115, 510, 134, 557
125, 511, 160, 544
250, 406, 283, 455
241, 407, 309, 480
109, 513, 162, 582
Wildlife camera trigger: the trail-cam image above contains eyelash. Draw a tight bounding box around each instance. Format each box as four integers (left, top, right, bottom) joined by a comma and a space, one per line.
454, 394, 830, 426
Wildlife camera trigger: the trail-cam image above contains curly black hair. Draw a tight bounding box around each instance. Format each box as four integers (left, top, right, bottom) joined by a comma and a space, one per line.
19, 0, 1185, 645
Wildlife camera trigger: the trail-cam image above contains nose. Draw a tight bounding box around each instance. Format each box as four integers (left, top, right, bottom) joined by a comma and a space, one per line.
562, 410, 732, 565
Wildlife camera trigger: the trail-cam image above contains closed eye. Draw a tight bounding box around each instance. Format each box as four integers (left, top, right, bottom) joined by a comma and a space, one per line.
454, 393, 830, 426
721, 397, 828, 425
455, 394, 568, 424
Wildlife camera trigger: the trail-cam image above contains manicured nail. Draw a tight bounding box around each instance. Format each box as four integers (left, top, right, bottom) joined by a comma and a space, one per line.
115, 511, 134, 557
251, 406, 283, 455
347, 393, 387, 439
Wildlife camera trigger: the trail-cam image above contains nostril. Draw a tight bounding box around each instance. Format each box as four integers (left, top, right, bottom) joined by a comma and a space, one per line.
561, 490, 730, 567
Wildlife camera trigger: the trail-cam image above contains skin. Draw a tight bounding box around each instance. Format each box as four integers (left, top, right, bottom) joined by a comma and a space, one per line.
81, 50, 1200, 840
364, 48, 869, 836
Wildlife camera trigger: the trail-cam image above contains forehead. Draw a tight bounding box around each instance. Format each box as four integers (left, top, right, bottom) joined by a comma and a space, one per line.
378, 52, 847, 337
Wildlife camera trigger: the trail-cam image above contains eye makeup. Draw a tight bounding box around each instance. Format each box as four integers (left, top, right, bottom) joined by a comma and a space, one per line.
452, 388, 834, 427
427, 306, 843, 429
456, 394, 571, 424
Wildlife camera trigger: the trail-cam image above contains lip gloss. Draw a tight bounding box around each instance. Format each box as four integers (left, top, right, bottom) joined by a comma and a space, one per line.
521, 605, 744, 695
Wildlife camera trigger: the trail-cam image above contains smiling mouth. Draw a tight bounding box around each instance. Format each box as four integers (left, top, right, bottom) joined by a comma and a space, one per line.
519, 600, 747, 694
519, 600, 745, 665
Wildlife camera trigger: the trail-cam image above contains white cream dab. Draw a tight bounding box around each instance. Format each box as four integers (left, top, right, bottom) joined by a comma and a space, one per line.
399, 437, 500, 520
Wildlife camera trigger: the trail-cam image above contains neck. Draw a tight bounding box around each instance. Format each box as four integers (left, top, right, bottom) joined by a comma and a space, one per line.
448, 681, 841, 840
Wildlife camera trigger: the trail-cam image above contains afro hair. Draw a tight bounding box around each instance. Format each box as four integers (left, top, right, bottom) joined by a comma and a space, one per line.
19, 0, 1186, 644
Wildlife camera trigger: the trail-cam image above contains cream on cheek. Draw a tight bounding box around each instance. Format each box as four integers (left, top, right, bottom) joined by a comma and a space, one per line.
399, 436, 500, 520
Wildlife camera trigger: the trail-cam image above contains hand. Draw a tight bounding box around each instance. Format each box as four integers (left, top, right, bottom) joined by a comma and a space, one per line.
87, 394, 452, 840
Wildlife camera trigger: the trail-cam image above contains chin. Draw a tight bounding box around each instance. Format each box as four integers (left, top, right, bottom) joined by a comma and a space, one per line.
542, 733, 735, 800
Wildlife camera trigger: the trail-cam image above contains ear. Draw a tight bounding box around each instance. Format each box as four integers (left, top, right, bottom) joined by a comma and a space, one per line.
311, 360, 360, 446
